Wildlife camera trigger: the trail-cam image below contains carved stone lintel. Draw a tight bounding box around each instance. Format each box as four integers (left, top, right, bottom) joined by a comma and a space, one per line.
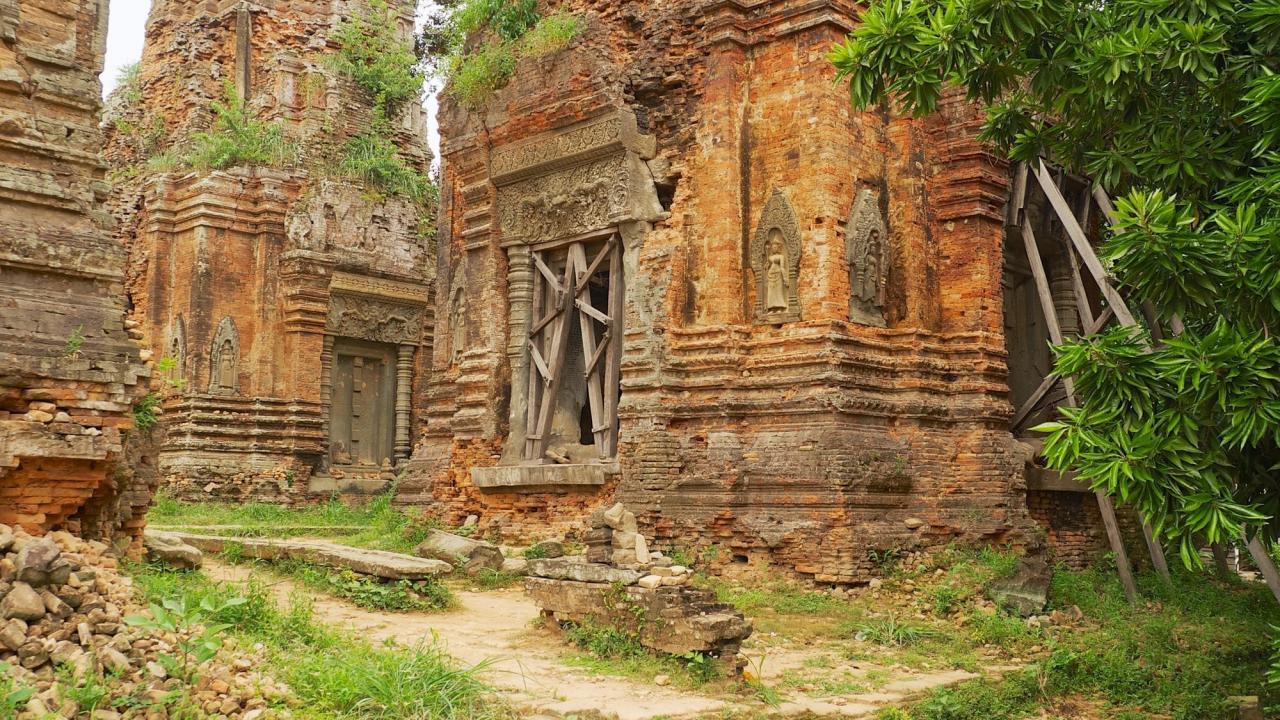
751, 189, 802, 323
846, 189, 888, 327
326, 294, 424, 346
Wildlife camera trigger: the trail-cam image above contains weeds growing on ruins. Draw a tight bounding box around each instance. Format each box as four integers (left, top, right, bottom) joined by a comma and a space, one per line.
4, 0, 1279, 717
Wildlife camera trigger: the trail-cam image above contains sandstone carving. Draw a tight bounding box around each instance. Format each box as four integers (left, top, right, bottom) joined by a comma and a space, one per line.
847, 188, 888, 326
751, 189, 802, 322
208, 318, 241, 395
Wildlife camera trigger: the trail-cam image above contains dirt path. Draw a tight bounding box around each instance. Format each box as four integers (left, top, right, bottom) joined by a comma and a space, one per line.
205, 560, 977, 719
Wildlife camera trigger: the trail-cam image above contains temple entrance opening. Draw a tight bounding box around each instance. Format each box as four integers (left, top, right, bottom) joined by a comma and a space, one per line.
523, 233, 624, 465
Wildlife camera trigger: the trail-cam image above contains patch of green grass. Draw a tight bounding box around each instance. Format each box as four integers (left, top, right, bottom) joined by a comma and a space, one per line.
127, 563, 509, 720
469, 568, 523, 590
711, 580, 841, 615
897, 565, 1279, 720
853, 616, 937, 647
147, 489, 437, 554
963, 609, 1040, 652
340, 124, 433, 201
256, 558, 454, 612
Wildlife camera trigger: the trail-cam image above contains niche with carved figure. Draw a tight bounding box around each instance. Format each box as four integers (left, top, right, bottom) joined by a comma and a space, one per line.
208, 317, 239, 395
750, 189, 802, 323
846, 189, 889, 327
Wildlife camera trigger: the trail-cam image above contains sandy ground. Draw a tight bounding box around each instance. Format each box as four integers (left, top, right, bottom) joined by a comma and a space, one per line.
204, 560, 977, 719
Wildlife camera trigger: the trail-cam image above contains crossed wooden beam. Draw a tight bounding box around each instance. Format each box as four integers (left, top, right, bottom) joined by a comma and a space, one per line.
1009, 159, 1280, 603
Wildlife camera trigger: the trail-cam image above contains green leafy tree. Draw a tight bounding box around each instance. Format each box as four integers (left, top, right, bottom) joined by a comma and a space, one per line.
830, 0, 1280, 564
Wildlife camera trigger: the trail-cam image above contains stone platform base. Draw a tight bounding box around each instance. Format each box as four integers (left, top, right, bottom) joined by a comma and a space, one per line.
525, 576, 752, 673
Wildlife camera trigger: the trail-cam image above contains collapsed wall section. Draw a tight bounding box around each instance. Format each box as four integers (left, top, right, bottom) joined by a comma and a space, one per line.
0, 0, 155, 547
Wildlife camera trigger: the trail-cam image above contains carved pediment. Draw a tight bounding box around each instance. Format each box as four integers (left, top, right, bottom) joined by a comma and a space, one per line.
326, 295, 424, 345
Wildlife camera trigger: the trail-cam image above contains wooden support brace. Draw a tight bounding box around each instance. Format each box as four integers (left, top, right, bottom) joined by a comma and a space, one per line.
1247, 536, 1280, 605
1021, 211, 1139, 602
1034, 161, 1138, 328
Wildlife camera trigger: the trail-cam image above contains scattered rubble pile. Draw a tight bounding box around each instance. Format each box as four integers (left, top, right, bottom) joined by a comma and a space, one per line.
523, 503, 753, 674
1, 527, 286, 719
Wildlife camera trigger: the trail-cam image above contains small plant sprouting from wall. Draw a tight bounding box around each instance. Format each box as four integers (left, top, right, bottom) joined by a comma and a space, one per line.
331, 0, 424, 118
63, 324, 85, 358
341, 125, 434, 202
131, 393, 162, 433
330, 1, 434, 202
186, 82, 297, 171
428, 0, 583, 111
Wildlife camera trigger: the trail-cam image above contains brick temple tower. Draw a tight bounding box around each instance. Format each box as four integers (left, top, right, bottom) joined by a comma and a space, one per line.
0, 0, 154, 545
402, 0, 1051, 582
105, 0, 435, 502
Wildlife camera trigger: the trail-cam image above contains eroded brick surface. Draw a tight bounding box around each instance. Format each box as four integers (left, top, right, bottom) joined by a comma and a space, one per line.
401, 0, 1052, 582
103, 0, 436, 503
0, 0, 154, 548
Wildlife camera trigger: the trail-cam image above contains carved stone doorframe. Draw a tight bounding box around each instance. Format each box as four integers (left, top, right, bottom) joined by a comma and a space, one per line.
488, 109, 663, 470
321, 272, 428, 469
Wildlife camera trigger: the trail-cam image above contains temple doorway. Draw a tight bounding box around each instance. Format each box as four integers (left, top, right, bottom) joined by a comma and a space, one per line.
328, 338, 397, 468
523, 231, 624, 463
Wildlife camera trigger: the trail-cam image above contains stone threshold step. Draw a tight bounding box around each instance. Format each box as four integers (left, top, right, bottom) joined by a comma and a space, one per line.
152, 530, 452, 580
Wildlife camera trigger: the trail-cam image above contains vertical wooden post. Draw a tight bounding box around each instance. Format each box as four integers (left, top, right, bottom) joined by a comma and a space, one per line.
529, 260, 575, 462
602, 238, 625, 457
569, 242, 607, 456
1018, 172, 1140, 603
1051, 169, 1171, 586
1246, 536, 1280, 605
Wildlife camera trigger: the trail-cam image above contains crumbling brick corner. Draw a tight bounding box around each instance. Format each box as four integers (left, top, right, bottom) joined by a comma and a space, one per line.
0, 0, 157, 551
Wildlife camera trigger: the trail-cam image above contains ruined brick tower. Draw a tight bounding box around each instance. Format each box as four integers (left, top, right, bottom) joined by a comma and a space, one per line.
403, 0, 1043, 582
0, 0, 155, 545
105, 0, 435, 502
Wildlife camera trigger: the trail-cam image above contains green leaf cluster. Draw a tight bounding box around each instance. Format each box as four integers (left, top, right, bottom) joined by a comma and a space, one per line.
330, 0, 425, 118
831, 0, 1280, 560
429, 0, 582, 110
330, 2, 434, 202
187, 81, 297, 171
124, 595, 248, 683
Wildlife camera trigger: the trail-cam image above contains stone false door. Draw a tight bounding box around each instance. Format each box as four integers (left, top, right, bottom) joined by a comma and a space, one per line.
322, 272, 429, 470
524, 232, 624, 462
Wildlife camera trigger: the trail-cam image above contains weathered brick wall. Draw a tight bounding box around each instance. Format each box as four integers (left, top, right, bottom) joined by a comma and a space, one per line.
0, 0, 155, 548
104, 0, 436, 502
404, 0, 1043, 581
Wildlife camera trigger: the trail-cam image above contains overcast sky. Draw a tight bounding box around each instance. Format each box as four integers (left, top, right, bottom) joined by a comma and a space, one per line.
103, 0, 441, 159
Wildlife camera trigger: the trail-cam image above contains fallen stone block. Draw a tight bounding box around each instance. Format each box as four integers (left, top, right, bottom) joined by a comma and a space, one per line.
987, 555, 1051, 617
414, 530, 504, 574
526, 576, 752, 674
163, 532, 452, 580
143, 530, 203, 570
528, 558, 642, 585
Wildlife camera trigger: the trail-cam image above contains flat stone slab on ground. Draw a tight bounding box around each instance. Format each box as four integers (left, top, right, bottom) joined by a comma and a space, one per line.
162, 532, 452, 579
